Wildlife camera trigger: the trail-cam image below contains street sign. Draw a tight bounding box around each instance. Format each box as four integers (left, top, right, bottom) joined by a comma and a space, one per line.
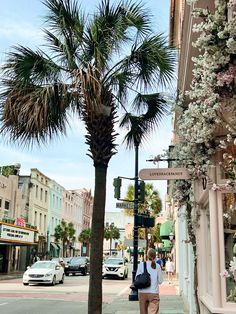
116, 202, 134, 209
139, 167, 191, 180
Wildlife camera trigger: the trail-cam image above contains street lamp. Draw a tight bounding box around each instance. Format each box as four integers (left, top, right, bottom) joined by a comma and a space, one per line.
169, 232, 174, 241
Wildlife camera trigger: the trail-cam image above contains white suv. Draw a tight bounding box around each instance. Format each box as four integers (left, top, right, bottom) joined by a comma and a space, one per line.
102, 258, 128, 280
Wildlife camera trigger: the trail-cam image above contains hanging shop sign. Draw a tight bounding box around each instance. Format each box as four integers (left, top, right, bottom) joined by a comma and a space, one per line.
0, 223, 35, 243
139, 168, 191, 180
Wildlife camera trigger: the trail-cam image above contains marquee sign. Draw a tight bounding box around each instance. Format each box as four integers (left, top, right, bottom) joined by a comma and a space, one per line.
0, 223, 35, 243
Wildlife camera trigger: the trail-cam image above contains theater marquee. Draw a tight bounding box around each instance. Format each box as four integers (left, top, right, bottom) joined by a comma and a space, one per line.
0, 223, 35, 244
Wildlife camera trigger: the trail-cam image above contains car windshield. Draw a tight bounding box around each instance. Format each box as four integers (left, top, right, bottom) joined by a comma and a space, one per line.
70, 258, 86, 265
31, 261, 55, 269
105, 259, 123, 265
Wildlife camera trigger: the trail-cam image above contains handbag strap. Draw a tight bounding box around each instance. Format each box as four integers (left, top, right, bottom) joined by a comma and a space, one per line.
143, 261, 147, 273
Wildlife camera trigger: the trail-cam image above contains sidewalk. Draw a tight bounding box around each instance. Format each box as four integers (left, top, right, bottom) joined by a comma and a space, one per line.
103, 279, 188, 314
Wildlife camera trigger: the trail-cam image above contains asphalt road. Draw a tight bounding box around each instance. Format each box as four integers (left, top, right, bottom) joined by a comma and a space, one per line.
0, 273, 131, 314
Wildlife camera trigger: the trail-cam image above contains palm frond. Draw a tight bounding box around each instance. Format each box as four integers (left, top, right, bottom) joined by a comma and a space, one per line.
43, 0, 85, 70
120, 34, 176, 90
124, 0, 152, 38
3, 46, 62, 86
120, 93, 169, 149
0, 82, 80, 146
43, 0, 85, 37
132, 93, 169, 118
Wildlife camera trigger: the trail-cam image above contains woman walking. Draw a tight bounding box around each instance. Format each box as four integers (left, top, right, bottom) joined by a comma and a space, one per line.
165, 257, 174, 284
135, 248, 163, 314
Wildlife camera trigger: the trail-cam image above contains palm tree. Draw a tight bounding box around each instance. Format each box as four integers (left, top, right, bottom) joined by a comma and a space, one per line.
104, 223, 120, 256
54, 220, 76, 257
124, 183, 162, 216
123, 182, 162, 255
78, 228, 91, 256
0, 0, 175, 312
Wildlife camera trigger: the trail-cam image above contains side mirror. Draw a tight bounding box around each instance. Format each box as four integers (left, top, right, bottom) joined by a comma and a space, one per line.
55, 266, 60, 270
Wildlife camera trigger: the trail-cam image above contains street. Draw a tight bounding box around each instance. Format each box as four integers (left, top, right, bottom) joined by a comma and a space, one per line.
0, 273, 132, 314
0, 268, 181, 314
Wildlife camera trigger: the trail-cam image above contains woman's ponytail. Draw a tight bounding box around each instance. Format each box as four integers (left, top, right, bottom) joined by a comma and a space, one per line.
147, 248, 156, 269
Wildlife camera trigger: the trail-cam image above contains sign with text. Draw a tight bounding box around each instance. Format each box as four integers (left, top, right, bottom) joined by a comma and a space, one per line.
116, 202, 134, 209
0, 224, 35, 243
139, 168, 191, 180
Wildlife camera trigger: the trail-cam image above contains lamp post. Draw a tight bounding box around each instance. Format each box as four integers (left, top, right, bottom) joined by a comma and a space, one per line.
147, 233, 151, 249
129, 142, 140, 301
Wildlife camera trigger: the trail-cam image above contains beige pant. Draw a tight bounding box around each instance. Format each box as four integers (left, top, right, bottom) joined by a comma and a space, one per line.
139, 292, 160, 314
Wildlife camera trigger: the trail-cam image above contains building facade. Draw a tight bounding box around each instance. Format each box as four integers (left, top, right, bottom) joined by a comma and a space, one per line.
0, 164, 93, 273
0, 165, 38, 273
170, 1, 236, 313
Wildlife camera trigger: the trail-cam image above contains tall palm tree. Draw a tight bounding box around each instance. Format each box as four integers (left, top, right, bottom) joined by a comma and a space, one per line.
104, 223, 120, 256
0, 0, 175, 312
54, 219, 76, 257
78, 228, 91, 256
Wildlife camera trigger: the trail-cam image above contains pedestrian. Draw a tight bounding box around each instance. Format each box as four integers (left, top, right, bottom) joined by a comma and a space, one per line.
136, 248, 163, 314
156, 255, 163, 268
165, 257, 174, 284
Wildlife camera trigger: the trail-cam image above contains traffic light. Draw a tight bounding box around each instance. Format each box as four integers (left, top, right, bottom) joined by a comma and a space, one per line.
135, 215, 155, 228
143, 216, 155, 228
138, 180, 145, 203
113, 177, 122, 199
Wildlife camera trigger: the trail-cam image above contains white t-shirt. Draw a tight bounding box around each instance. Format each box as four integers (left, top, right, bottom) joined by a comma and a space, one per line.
135, 261, 163, 294
165, 260, 174, 272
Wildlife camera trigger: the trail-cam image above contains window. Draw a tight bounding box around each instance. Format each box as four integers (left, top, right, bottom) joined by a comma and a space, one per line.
40, 188, 43, 201
0, 198, 2, 208
34, 211, 37, 226
5, 200, 10, 210
36, 185, 38, 198
222, 193, 236, 302
45, 190, 48, 203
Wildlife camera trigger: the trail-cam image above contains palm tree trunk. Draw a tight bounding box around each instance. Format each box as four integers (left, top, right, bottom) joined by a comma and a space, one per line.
88, 165, 107, 314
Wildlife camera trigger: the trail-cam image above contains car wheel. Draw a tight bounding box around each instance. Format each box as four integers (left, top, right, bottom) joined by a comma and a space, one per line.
82, 268, 87, 276
51, 276, 56, 286
23, 283, 29, 286
59, 274, 64, 284
125, 271, 128, 279
121, 274, 125, 280
65, 273, 69, 276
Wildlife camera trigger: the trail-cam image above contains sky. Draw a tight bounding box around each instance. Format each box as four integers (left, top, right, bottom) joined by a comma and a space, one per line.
0, 0, 174, 212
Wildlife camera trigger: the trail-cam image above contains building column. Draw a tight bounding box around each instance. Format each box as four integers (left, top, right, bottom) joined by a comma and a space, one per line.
208, 166, 221, 307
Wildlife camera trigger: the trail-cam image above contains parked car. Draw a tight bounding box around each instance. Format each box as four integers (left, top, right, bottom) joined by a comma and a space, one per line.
23, 261, 64, 286
65, 256, 89, 276
51, 257, 72, 268
102, 257, 128, 280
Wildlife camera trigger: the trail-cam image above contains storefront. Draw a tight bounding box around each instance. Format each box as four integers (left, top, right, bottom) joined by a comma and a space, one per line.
0, 221, 38, 273
195, 165, 236, 313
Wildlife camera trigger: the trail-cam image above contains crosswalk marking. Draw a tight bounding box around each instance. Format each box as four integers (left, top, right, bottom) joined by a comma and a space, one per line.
0, 303, 8, 306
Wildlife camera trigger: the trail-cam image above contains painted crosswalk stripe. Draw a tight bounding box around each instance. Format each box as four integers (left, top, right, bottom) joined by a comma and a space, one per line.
0, 303, 8, 306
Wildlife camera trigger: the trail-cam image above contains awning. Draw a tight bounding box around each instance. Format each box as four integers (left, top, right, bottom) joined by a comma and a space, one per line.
50, 242, 59, 250
160, 220, 174, 239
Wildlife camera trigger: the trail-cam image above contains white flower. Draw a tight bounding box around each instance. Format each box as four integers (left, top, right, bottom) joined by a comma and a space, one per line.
220, 269, 230, 278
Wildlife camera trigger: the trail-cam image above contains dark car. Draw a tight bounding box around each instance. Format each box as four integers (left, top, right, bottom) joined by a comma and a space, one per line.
65, 257, 89, 276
